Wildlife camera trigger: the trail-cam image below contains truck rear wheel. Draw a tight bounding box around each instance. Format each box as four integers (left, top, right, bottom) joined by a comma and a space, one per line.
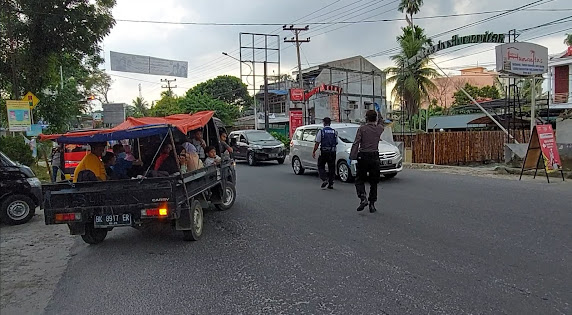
183, 200, 203, 241
215, 183, 236, 211
81, 223, 108, 244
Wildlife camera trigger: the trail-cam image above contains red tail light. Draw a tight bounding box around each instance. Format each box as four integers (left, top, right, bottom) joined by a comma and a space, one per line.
55, 213, 82, 222
141, 208, 168, 217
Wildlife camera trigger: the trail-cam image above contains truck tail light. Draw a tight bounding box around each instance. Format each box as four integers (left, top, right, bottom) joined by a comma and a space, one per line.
141, 208, 168, 217
55, 213, 82, 222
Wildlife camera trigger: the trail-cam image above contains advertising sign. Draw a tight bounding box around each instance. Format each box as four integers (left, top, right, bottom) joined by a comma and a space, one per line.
289, 109, 303, 138
26, 124, 42, 137
289, 88, 305, 102
495, 42, 548, 76
6, 100, 32, 132
110, 51, 188, 78
536, 124, 562, 173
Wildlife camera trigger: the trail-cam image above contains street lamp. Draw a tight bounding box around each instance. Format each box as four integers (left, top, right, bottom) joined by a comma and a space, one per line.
222, 52, 258, 129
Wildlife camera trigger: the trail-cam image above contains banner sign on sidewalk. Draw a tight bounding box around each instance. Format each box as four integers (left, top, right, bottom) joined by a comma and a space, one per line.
289, 109, 303, 138
520, 124, 564, 182
6, 100, 32, 132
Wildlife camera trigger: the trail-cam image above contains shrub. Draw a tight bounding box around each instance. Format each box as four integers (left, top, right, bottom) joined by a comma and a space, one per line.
270, 131, 290, 147
0, 135, 35, 166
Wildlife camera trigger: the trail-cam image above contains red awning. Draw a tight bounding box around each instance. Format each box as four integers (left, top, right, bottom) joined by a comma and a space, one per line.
39, 111, 215, 142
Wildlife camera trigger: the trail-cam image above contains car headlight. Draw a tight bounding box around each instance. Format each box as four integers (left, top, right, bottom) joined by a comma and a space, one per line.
251, 145, 262, 150
26, 177, 42, 187
279, 143, 285, 149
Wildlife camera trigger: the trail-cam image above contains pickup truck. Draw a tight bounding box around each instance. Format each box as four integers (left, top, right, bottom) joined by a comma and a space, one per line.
40, 111, 237, 244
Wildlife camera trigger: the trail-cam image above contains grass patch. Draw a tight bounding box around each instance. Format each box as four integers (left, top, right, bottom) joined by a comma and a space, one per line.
31, 164, 51, 183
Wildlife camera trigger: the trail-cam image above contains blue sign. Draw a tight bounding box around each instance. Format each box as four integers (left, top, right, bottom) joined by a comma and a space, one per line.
26, 124, 43, 137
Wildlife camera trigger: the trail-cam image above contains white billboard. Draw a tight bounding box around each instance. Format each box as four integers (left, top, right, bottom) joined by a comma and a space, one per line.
495, 42, 548, 76
110, 51, 188, 78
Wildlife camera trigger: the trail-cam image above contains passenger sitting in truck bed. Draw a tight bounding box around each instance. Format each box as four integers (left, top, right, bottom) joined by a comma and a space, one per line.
112, 144, 142, 179
204, 146, 221, 167
153, 143, 179, 175
73, 142, 107, 182
102, 152, 116, 179
182, 142, 204, 172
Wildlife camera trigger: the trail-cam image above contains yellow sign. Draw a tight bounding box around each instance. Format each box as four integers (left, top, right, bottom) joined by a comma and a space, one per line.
22, 91, 40, 109
6, 100, 32, 132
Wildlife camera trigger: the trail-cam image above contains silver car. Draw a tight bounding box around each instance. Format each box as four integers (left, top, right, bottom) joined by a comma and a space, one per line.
289, 123, 403, 182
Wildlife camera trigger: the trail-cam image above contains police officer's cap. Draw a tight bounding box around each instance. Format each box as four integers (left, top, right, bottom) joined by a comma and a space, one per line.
322, 117, 332, 125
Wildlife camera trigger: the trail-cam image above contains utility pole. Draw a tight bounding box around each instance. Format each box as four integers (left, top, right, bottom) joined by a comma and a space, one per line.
284, 25, 310, 124
161, 78, 177, 94
264, 61, 269, 131
138, 83, 142, 98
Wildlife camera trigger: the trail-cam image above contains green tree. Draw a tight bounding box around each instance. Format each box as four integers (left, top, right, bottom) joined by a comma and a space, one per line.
387, 25, 438, 119
84, 69, 113, 103
564, 33, 572, 46
520, 78, 543, 101
398, 0, 424, 26
0, 136, 34, 166
149, 91, 182, 117
178, 92, 239, 126
187, 75, 252, 109
0, 0, 115, 130
130, 96, 149, 117
452, 83, 501, 106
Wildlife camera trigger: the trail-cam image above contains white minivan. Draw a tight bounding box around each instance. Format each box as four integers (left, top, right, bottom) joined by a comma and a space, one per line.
289, 123, 403, 182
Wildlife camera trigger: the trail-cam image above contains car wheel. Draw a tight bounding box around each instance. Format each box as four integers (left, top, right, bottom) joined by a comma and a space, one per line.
0, 195, 36, 225
215, 183, 236, 211
384, 172, 397, 179
277, 158, 285, 164
337, 161, 354, 183
183, 200, 203, 241
81, 223, 108, 244
247, 152, 257, 166
292, 156, 305, 175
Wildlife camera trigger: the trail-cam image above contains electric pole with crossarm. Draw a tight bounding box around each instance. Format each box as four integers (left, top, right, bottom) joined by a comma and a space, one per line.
284, 25, 310, 124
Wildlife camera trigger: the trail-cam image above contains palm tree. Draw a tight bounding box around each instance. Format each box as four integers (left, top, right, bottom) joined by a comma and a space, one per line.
398, 0, 424, 26
564, 33, 572, 46
387, 26, 438, 120
132, 96, 149, 117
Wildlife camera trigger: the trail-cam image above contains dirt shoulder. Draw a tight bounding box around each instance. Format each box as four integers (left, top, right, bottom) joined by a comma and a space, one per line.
0, 209, 75, 315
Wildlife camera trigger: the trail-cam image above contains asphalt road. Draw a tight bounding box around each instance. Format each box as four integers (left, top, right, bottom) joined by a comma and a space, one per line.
43, 163, 571, 315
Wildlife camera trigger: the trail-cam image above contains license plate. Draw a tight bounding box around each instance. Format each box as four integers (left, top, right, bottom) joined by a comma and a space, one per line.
94, 214, 132, 228
269, 153, 278, 158
381, 160, 393, 166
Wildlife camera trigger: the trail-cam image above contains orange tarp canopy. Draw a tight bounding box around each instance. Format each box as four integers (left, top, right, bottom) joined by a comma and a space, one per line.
40, 111, 215, 142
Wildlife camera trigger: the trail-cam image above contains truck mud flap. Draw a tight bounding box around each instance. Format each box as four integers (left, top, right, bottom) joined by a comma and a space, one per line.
68, 222, 86, 235
176, 200, 193, 231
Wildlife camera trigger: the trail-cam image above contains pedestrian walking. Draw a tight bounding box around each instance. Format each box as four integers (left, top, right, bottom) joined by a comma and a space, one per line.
313, 117, 338, 189
50, 147, 65, 183
349, 110, 384, 212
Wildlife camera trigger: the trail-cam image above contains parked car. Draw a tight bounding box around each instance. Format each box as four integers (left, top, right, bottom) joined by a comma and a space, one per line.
229, 130, 287, 166
0, 151, 41, 225
289, 123, 403, 182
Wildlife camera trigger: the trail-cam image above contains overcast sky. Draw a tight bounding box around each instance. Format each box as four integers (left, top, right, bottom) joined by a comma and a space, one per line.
100, 0, 571, 108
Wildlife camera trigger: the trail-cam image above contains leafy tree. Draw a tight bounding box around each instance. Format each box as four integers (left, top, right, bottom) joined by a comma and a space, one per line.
564, 33, 572, 46
520, 78, 543, 101
398, 0, 424, 26
84, 69, 113, 103
452, 83, 501, 106
387, 26, 438, 119
187, 75, 252, 109
0, 135, 34, 166
130, 96, 149, 117
149, 91, 182, 117
0, 0, 116, 130
178, 92, 239, 126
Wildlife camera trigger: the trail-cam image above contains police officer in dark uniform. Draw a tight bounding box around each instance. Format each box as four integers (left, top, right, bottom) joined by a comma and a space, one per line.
313, 117, 338, 189
349, 110, 384, 212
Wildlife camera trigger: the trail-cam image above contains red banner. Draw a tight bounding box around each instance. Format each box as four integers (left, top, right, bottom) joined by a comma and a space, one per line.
536, 124, 562, 172
289, 89, 305, 102
289, 109, 303, 138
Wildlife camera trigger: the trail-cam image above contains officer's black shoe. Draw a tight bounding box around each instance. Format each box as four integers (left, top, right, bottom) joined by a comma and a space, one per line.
321, 181, 328, 189
369, 203, 377, 213
327, 184, 333, 189
357, 199, 368, 211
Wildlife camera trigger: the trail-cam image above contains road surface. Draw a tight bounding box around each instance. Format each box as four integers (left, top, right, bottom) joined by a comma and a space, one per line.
42, 164, 571, 314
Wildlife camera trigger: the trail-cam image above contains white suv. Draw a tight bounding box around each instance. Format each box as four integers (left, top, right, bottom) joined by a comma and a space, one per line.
289, 123, 403, 182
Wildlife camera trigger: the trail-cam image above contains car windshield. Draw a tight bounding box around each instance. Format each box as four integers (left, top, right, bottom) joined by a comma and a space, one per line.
337, 127, 359, 143
0, 151, 18, 166
247, 131, 276, 142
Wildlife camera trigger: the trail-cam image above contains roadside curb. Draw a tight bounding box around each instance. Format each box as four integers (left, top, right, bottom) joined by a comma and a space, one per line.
404, 163, 572, 179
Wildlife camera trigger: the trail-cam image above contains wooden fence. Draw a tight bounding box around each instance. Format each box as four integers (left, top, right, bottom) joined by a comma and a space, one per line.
395, 131, 530, 165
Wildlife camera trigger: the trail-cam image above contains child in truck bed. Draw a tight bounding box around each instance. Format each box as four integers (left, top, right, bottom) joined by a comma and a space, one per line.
203, 146, 221, 167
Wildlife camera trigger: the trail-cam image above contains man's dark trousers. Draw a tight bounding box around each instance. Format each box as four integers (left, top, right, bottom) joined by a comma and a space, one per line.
318, 150, 336, 185
355, 152, 380, 202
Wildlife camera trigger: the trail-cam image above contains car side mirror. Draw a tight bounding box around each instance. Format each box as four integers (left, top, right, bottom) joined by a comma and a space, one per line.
230, 138, 237, 146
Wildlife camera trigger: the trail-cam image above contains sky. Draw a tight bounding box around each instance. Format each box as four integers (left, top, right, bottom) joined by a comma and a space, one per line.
99, 0, 572, 109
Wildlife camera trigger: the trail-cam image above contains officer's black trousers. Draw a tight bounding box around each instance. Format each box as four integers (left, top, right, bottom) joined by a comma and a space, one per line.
318, 151, 336, 185
355, 152, 380, 202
